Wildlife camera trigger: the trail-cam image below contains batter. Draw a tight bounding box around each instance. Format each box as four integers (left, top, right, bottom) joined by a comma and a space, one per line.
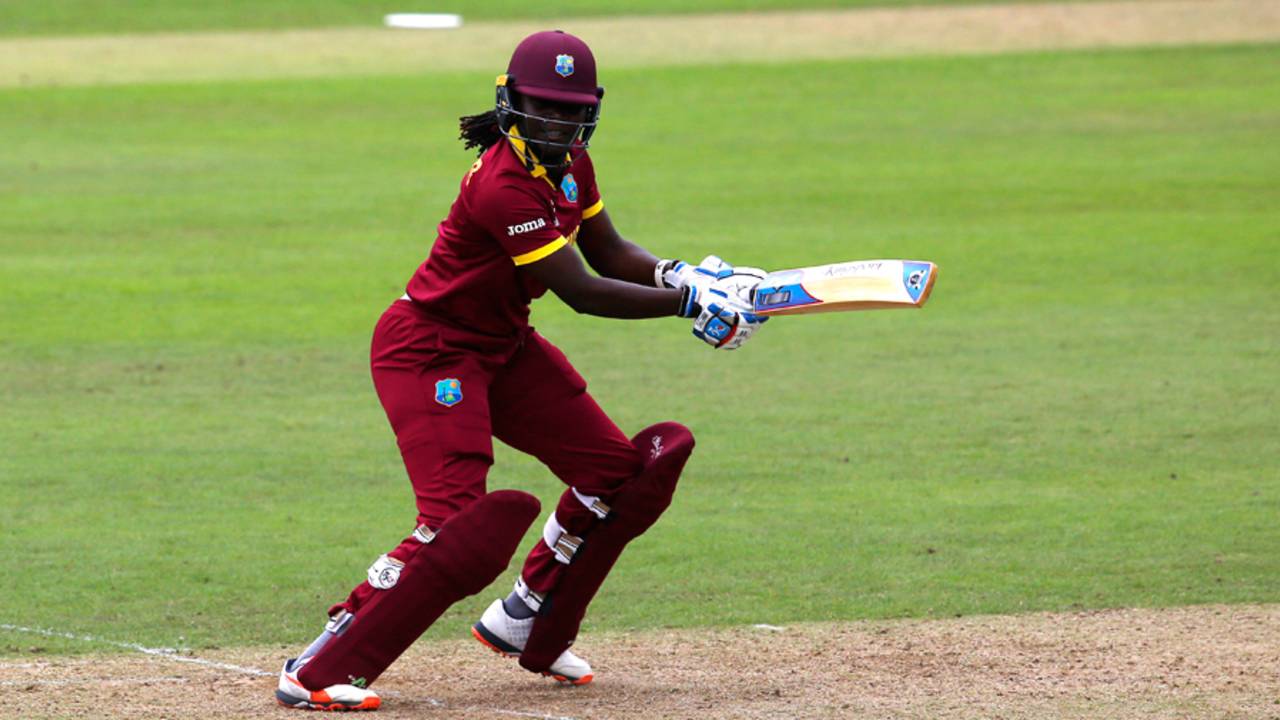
274, 30, 767, 711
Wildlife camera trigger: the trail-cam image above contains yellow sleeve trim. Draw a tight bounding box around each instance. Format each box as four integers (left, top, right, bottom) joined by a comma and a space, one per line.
582, 199, 605, 220
512, 236, 568, 266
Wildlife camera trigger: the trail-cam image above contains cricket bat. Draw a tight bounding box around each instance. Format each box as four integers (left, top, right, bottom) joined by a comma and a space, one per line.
751, 259, 938, 316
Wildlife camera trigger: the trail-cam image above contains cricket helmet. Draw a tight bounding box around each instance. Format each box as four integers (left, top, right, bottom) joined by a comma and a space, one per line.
495, 30, 605, 166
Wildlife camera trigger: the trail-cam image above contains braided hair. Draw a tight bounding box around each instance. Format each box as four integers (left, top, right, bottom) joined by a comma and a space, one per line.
459, 110, 503, 155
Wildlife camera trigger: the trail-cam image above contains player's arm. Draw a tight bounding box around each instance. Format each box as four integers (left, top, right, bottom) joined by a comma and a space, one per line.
521, 243, 695, 319
576, 208, 663, 285
577, 209, 747, 293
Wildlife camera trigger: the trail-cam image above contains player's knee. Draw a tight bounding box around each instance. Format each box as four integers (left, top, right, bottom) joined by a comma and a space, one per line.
633, 421, 695, 468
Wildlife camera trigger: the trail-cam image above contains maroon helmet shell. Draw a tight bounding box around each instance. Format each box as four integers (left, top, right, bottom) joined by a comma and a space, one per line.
506, 30, 601, 106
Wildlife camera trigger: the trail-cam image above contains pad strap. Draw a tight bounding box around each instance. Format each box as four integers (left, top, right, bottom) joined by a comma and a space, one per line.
542, 514, 585, 565
572, 487, 611, 519
515, 577, 546, 613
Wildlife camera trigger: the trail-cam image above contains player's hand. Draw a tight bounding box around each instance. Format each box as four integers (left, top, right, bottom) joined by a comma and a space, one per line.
711, 266, 769, 308
654, 255, 734, 290
690, 288, 767, 350
693, 254, 734, 278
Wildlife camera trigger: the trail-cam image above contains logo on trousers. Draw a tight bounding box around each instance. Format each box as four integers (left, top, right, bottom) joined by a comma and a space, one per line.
435, 378, 463, 407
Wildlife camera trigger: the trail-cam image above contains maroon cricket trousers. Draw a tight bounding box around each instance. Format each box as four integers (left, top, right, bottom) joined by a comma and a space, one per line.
331, 298, 643, 616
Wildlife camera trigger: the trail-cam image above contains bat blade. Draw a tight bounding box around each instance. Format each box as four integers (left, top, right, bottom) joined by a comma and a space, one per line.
752, 259, 937, 316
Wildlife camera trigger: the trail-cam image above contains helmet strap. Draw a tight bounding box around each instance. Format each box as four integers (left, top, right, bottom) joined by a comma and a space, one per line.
494, 75, 601, 171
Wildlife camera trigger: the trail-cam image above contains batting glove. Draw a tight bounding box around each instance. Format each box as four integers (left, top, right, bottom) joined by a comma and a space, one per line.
654, 255, 735, 290
675, 284, 703, 319
710, 266, 769, 307
690, 288, 768, 350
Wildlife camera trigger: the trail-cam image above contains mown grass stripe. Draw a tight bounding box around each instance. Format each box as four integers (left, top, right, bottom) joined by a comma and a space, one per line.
2, 0, 1277, 89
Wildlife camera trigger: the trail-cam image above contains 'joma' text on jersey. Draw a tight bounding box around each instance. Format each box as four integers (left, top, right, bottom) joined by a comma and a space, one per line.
507, 218, 548, 236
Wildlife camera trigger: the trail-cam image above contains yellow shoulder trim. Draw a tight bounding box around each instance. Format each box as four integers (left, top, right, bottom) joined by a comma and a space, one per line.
512, 236, 568, 266
582, 199, 605, 220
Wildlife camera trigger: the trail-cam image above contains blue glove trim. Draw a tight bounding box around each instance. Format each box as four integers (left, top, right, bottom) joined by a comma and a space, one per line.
694, 267, 733, 281
677, 285, 701, 319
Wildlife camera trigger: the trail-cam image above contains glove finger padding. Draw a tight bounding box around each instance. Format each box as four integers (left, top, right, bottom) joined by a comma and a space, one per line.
712, 266, 768, 307
660, 256, 761, 297
696, 255, 733, 276
658, 256, 735, 291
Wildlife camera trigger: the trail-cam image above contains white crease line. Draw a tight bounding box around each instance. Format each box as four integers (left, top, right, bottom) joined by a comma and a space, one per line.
0, 677, 190, 687
1, 622, 578, 719
378, 690, 444, 705
0, 623, 272, 677
753, 623, 786, 632
380, 691, 575, 720
490, 710, 578, 720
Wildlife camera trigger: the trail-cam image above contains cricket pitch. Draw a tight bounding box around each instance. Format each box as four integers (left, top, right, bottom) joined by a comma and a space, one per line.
4, 604, 1278, 719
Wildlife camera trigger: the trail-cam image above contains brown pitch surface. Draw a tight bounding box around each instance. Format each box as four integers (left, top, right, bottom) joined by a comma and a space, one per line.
3, 604, 1278, 719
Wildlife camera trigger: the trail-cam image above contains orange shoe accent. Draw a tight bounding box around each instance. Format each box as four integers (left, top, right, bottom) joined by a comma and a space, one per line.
280, 672, 380, 711
278, 696, 380, 712
543, 671, 593, 686
471, 626, 517, 658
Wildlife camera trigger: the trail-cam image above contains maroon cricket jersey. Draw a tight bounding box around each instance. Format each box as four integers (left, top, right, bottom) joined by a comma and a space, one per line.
405, 131, 603, 337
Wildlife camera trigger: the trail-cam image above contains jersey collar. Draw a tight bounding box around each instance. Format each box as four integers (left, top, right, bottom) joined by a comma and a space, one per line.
505, 126, 571, 185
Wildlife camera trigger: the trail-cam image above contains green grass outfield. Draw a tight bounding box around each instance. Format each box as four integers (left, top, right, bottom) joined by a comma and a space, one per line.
2, 43, 1278, 656
1, 0, 1076, 37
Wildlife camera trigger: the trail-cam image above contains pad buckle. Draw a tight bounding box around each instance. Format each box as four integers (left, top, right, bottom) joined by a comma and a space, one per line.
572, 487, 611, 520
542, 513, 585, 564
515, 578, 545, 613
552, 532, 583, 564
324, 609, 354, 635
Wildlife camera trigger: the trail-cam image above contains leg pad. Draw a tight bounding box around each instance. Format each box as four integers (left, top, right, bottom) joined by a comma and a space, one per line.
299, 490, 540, 688
519, 422, 694, 672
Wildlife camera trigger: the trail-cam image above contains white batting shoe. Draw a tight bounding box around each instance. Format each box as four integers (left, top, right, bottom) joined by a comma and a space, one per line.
544, 649, 593, 686
471, 599, 594, 685
275, 658, 381, 711
472, 598, 530, 656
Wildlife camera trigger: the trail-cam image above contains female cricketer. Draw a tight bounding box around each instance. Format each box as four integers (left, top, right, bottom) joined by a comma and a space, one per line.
274, 30, 766, 711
